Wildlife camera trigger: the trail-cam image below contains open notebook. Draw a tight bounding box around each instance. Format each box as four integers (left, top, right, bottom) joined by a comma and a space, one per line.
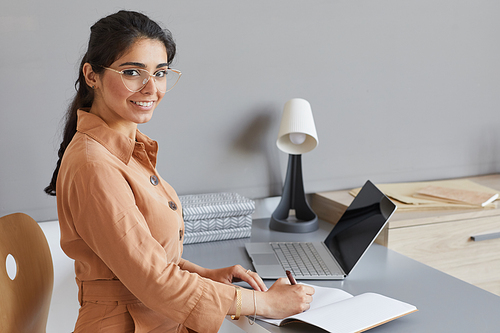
258, 284, 417, 333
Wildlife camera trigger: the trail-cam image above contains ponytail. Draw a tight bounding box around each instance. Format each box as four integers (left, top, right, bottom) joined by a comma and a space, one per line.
44, 58, 95, 196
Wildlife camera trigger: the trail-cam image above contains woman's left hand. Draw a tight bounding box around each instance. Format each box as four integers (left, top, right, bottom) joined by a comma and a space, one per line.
204, 265, 268, 291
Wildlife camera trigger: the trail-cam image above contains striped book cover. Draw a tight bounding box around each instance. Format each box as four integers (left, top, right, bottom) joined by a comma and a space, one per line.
179, 192, 255, 221
183, 226, 251, 244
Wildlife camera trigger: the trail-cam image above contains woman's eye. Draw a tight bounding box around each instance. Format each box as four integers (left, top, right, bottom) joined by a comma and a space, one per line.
122, 69, 141, 77
154, 70, 167, 78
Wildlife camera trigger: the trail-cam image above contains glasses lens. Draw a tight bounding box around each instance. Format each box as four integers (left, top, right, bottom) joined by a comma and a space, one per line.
164, 69, 181, 92
120, 69, 149, 92
120, 68, 180, 93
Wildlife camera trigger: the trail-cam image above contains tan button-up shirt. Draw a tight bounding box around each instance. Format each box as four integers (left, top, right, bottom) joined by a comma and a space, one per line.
57, 110, 234, 332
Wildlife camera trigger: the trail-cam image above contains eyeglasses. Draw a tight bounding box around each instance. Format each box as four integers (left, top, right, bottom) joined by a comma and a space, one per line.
103, 67, 182, 93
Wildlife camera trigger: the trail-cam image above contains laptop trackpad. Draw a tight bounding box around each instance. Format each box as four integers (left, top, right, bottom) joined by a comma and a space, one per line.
252, 253, 280, 265
249, 253, 286, 278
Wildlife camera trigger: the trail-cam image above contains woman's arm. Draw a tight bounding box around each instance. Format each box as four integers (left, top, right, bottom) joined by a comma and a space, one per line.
179, 258, 267, 292
178, 258, 207, 276
179, 259, 315, 319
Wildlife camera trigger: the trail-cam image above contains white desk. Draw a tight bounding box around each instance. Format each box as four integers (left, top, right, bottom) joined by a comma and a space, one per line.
183, 218, 500, 332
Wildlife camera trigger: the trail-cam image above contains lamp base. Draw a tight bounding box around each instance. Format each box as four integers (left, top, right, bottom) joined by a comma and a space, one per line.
269, 214, 318, 233
269, 154, 319, 233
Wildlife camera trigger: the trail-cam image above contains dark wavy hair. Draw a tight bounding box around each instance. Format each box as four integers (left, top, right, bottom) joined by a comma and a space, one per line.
44, 10, 176, 196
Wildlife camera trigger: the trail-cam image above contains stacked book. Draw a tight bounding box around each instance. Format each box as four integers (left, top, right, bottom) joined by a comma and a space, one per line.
179, 192, 255, 244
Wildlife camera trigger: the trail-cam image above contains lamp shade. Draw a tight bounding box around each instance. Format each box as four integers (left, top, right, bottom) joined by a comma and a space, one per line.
276, 98, 318, 155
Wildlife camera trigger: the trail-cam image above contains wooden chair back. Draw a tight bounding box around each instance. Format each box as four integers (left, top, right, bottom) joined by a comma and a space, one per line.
0, 213, 54, 332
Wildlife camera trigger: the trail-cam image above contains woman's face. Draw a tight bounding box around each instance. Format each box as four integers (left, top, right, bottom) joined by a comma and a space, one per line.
92, 38, 169, 129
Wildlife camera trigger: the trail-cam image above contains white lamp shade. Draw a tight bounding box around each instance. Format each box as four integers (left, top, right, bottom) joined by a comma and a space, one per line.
276, 98, 318, 155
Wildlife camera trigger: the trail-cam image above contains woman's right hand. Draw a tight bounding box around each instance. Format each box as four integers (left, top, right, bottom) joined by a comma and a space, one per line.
258, 278, 315, 319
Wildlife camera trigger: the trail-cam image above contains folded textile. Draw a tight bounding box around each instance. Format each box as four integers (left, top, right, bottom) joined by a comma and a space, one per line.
179, 192, 255, 221
183, 226, 251, 245
184, 215, 252, 233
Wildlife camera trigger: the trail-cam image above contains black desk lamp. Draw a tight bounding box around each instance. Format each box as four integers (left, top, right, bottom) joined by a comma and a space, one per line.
270, 98, 319, 233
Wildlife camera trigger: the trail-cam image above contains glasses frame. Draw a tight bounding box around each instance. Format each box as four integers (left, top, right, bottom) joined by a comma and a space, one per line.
102, 66, 182, 93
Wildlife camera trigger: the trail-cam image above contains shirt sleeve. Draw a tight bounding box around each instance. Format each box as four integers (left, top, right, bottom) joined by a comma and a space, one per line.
65, 161, 235, 332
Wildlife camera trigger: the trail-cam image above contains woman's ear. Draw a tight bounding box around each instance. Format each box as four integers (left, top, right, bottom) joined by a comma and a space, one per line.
82, 63, 99, 89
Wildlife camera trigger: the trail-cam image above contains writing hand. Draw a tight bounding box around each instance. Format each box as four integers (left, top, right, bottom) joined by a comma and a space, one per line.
259, 278, 315, 319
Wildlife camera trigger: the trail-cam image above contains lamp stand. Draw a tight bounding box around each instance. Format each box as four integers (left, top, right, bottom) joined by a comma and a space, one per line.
270, 154, 318, 233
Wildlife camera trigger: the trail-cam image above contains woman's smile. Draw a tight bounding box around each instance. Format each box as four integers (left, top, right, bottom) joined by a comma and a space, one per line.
131, 100, 155, 108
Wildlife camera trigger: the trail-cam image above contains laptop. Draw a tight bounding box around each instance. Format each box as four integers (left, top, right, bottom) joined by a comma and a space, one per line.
245, 180, 397, 280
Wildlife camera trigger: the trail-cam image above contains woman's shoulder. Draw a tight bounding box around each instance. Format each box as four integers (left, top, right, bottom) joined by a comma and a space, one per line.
58, 134, 130, 194
61, 131, 126, 176
68, 132, 114, 161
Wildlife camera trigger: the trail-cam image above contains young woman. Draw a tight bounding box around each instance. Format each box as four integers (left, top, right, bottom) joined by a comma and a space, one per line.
45, 10, 314, 333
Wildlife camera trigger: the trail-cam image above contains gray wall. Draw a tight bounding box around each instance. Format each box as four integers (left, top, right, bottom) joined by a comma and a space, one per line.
1, 1, 500, 222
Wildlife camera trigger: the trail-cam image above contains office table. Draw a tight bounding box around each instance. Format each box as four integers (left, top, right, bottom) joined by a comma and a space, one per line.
183, 218, 500, 332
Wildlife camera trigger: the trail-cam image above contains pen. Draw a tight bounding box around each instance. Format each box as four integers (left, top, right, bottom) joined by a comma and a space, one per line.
286, 270, 297, 285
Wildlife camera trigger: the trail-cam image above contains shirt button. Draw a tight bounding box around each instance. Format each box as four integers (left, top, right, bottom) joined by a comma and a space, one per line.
150, 175, 159, 186
169, 201, 178, 211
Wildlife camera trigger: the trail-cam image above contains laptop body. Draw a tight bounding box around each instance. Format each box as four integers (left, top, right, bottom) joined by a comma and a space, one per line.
245, 180, 397, 280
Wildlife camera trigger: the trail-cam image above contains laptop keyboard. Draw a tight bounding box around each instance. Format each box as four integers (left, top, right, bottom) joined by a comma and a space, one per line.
271, 242, 332, 277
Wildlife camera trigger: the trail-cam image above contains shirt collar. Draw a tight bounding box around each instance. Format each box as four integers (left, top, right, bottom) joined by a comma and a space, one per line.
76, 109, 158, 166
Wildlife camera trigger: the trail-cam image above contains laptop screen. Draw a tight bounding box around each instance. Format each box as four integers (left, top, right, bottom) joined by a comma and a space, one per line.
323, 180, 397, 275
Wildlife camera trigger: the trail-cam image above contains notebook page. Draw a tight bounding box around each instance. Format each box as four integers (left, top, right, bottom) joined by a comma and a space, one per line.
282, 292, 416, 333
